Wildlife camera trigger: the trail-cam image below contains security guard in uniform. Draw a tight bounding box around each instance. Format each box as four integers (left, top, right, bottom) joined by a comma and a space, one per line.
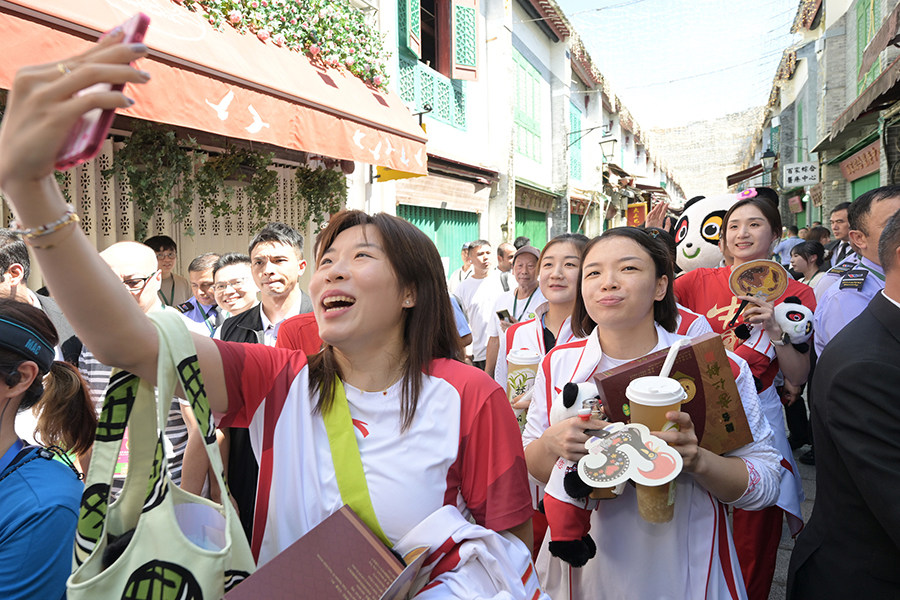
814, 188, 900, 356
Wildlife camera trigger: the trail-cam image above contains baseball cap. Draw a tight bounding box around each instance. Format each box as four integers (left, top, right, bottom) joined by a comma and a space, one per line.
513, 245, 540, 263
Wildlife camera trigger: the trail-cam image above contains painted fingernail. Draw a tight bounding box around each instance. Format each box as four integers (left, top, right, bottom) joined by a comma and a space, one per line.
138, 70, 151, 81
109, 26, 123, 37
125, 97, 135, 106
129, 43, 148, 53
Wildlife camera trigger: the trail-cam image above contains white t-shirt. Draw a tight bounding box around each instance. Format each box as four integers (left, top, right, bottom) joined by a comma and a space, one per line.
487, 287, 547, 339
455, 273, 506, 362
216, 342, 533, 565
523, 325, 781, 600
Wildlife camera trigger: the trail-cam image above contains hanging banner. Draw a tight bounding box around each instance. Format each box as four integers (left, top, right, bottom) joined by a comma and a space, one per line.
626, 202, 647, 227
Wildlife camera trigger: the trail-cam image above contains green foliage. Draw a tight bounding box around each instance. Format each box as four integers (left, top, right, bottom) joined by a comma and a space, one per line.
195, 146, 279, 232
179, 0, 390, 90
293, 163, 347, 226
103, 123, 197, 238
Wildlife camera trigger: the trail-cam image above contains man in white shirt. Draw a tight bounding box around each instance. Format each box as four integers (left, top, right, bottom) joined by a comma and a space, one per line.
484, 245, 546, 376
497, 242, 516, 292
448, 242, 473, 294
455, 240, 505, 370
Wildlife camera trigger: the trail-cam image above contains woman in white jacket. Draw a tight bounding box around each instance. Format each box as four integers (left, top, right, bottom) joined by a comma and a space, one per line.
522, 228, 781, 600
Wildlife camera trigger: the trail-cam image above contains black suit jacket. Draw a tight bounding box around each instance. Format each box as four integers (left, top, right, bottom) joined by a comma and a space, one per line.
787, 292, 900, 598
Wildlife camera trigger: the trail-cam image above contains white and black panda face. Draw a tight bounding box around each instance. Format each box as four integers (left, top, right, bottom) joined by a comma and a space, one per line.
674, 193, 742, 272
773, 299, 814, 344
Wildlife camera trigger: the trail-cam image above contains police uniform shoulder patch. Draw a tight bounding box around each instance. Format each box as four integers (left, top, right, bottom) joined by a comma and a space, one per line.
839, 269, 868, 291
176, 301, 193, 314
828, 261, 855, 275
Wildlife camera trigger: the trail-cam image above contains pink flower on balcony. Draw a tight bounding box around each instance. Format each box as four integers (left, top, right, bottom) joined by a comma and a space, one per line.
373, 74, 383, 86
345, 56, 355, 66
308, 44, 321, 56
273, 34, 286, 47
257, 29, 270, 41
290, 18, 297, 24
228, 10, 242, 24
262, 0, 268, 6
348, 47, 355, 54
250, 1, 259, 8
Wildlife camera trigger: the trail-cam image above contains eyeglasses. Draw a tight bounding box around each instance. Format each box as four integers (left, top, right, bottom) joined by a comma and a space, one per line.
121, 275, 155, 292
213, 277, 249, 292
155, 252, 177, 260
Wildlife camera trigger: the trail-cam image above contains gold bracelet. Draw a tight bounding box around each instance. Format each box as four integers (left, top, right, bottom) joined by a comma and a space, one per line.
25, 218, 80, 249
10, 206, 80, 241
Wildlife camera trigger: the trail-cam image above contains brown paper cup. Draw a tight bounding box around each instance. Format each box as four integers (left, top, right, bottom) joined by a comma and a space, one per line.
626, 376, 687, 524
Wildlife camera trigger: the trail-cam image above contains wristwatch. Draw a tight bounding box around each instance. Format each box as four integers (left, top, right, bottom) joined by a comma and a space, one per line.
770, 331, 791, 346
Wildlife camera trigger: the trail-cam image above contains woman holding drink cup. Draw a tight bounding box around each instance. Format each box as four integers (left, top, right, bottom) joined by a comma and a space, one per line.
674, 191, 815, 600
522, 228, 780, 599
494, 233, 588, 557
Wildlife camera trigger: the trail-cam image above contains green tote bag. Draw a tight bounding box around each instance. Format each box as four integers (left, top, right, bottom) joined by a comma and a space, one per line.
67, 310, 256, 599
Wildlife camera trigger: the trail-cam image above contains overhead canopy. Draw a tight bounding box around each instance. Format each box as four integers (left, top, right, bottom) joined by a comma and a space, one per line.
0, 0, 428, 173
830, 55, 900, 142
726, 164, 763, 187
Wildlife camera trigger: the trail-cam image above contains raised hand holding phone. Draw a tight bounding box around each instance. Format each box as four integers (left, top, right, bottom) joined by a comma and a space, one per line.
54, 13, 150, 170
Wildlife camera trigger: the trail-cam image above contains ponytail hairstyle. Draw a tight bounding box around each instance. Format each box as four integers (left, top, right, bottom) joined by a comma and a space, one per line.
0, 299, 96, 454
35, 361, 96, 455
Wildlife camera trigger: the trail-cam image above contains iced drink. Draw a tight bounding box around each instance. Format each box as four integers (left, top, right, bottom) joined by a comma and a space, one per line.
626, 375, 687, 523
506, 349, 541, 429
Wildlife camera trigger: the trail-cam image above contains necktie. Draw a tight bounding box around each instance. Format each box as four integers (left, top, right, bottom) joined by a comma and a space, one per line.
836, 242, 848, 264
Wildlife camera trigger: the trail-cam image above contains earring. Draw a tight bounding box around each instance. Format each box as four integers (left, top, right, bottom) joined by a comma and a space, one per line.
404, 300, 411, 306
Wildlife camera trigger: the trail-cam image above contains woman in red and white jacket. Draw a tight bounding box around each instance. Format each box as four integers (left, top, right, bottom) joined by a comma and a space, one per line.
493, 233, 588, 556
522, 228, 781, 600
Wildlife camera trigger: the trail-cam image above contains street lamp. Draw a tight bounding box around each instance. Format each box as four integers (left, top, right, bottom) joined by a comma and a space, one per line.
760, 148, 776, 172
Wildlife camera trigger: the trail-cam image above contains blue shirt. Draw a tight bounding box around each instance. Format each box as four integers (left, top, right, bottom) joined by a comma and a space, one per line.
814, 256, 885, 355
773, 236, 804, 266
450, 295, 471, 337
0, 445, 82, 600
177, 296, 220, 336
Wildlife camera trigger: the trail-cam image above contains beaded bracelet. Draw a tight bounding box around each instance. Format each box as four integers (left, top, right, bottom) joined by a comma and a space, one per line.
10, 206, 80, 244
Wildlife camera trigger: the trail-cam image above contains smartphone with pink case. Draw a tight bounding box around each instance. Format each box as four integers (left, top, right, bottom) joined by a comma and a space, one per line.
54, 13, 150, 171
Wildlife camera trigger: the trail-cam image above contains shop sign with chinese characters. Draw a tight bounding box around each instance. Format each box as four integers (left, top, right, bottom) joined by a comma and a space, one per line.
783, 162, 820, 186
839, 141, 880, 182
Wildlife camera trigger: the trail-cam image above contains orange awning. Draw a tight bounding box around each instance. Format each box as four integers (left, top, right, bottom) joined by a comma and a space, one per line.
0, 0, 428, 174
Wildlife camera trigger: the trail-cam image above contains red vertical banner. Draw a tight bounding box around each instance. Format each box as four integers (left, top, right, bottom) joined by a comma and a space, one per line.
627, 202, 648, 227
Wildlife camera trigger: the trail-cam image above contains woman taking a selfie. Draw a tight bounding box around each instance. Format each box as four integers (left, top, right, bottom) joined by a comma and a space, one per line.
0, 37, 543, 597
522, 228, 780, 599
673, 190, 816, 600
0, 300, 96, 600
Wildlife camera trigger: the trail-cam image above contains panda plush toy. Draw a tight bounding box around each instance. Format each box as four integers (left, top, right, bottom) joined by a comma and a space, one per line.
673, 187, 780, 273
542, 382, 604, 568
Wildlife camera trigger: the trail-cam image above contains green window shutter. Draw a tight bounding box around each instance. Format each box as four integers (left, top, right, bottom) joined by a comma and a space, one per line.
399, 0, 422, 58
569, 103, 582, 181
515, 208, 547, 249
450, 0, 478, 81
397, 204, 479, 274
513, 50, 541, 161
